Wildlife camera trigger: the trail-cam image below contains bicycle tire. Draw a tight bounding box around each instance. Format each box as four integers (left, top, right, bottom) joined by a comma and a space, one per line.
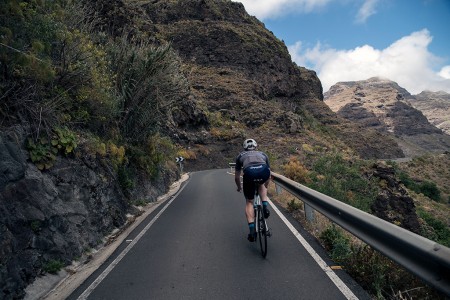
257, 206, 268, 258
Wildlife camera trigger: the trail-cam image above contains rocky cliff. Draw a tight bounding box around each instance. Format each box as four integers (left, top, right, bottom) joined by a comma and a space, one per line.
324, 77, 450, 156
132, 0, 405, 164
0, 126, 177, 299
409, 90, 450, 135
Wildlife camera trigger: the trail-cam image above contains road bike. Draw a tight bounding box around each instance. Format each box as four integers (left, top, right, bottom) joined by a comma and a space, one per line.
252, 184, 271, 258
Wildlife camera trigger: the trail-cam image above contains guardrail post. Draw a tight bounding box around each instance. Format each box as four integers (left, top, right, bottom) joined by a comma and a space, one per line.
275, 184, 282, 195
304, 203, 315, 222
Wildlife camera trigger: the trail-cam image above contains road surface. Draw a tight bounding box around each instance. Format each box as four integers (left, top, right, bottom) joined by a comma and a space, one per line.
67, 169, 369, 300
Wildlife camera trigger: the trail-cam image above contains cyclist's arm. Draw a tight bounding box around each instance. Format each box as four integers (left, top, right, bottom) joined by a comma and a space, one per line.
235, 169, 242, 192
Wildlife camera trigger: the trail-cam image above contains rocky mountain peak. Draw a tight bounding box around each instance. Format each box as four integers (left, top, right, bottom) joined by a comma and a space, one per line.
324, 78, 450, 156
408, 90, 450, 135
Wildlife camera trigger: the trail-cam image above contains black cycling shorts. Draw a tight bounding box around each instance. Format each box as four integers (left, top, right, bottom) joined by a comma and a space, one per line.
242, 164, 270, 200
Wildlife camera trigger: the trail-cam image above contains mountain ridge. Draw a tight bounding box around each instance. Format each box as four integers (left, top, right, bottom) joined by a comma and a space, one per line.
324, 77, 450, 157
409, 90, 450, 135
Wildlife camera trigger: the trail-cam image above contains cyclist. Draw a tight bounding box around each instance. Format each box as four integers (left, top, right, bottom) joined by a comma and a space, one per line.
235, 138, 271, 242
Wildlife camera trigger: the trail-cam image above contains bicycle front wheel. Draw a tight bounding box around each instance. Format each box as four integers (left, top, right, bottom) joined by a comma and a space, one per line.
257, 206, 268, 258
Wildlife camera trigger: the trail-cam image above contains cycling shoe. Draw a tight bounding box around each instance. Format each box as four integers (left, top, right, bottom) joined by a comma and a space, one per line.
247, 233, 256, 242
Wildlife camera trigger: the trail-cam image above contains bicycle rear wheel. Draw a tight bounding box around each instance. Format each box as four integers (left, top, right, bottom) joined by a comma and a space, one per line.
257, 206, 268, 258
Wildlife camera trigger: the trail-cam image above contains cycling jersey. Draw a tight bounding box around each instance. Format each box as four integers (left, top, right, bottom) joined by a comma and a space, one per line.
235, 150, 270, 172
236, 150, 270, 199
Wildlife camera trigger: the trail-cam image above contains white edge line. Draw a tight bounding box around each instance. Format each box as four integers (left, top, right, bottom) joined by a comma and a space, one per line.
77, 182, 188, 300
268, 199, 359, 300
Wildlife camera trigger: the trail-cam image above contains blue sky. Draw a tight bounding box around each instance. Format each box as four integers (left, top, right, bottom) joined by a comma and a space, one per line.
232, 0, 450, 94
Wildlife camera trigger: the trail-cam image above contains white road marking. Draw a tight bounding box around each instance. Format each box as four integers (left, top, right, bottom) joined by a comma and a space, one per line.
76, 183, 188, 300
267, 199, 359, 300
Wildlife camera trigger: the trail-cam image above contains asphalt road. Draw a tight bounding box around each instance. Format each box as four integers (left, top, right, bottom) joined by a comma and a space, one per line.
68, 169, 369, 300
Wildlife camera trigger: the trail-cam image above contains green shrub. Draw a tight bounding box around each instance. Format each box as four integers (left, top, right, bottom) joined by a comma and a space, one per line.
321, 228, 440, 299
417, 209, 450, 247
43, 259, 64, 274
52, 127, 77, 155
110, 39, 189, 143
128, 135, 175, 179
320, 225, 352, 262
418, 181, 441, 202
399, 171, 441, 202
118, 165, 134, 191
30, 220, 42, 233
308, 154, 377, 212
27, 127, 78, 170
27, 137, 58, 170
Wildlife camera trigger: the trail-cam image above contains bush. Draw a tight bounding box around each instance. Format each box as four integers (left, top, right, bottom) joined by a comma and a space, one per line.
27, 126, 78, 170
287, 198, 302, 212
417, 209, 450, 247
418, 181, 441, 202
283, 156, 310, 183
43, 259, 64, 274
109, 39, 189, 143
320, 225, 351, 261
127, 135, 176, 179
399, 171, 441, 202
308, 154, 377, 212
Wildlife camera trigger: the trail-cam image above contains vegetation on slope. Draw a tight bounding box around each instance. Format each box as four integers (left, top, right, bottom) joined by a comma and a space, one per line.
1, 0, 187, 185
274, 150, 450, 299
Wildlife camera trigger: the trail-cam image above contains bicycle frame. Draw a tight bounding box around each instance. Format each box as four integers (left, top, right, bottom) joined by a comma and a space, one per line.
253, 185, 269, 258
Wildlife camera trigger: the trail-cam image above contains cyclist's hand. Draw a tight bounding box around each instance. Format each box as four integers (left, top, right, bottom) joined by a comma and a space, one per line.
237, 186, 242, 192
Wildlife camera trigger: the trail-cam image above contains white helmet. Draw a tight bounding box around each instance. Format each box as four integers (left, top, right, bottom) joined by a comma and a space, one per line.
243, 138, 257, 150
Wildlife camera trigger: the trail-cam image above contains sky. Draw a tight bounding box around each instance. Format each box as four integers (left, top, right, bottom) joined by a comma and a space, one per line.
231, 0, 450, 94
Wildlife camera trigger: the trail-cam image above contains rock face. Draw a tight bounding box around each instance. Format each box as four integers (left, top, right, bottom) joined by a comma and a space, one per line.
324, 77, 450, 156
141, 0, 323, 101
409, 91, 450, 135
370, 163, 421, 234
0, 127, 176, 299
135, 0, 407, 162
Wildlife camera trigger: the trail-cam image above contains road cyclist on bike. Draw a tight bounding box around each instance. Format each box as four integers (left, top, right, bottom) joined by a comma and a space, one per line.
234, 138, 271, 242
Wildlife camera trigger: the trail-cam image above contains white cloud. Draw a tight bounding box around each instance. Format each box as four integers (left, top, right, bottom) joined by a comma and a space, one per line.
233, 0, 380, 21
288, 29, 450, 94
439, 66, 450, 79
355, 0, 379, 23
232, 0, 332, 19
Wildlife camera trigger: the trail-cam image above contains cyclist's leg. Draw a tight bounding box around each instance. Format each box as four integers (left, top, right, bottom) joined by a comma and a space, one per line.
246, 199, 256, 241
245, 199, 254, 223
243, 174, 256, 241
257, 167, 271, 218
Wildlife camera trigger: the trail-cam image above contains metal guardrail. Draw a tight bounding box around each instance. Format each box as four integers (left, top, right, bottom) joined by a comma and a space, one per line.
231, 163, 450, 295
268, 172, 450, 296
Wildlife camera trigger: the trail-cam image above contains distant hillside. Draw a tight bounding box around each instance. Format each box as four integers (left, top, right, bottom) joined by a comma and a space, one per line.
409, 91, 450, 135
324, 77, 450, 157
